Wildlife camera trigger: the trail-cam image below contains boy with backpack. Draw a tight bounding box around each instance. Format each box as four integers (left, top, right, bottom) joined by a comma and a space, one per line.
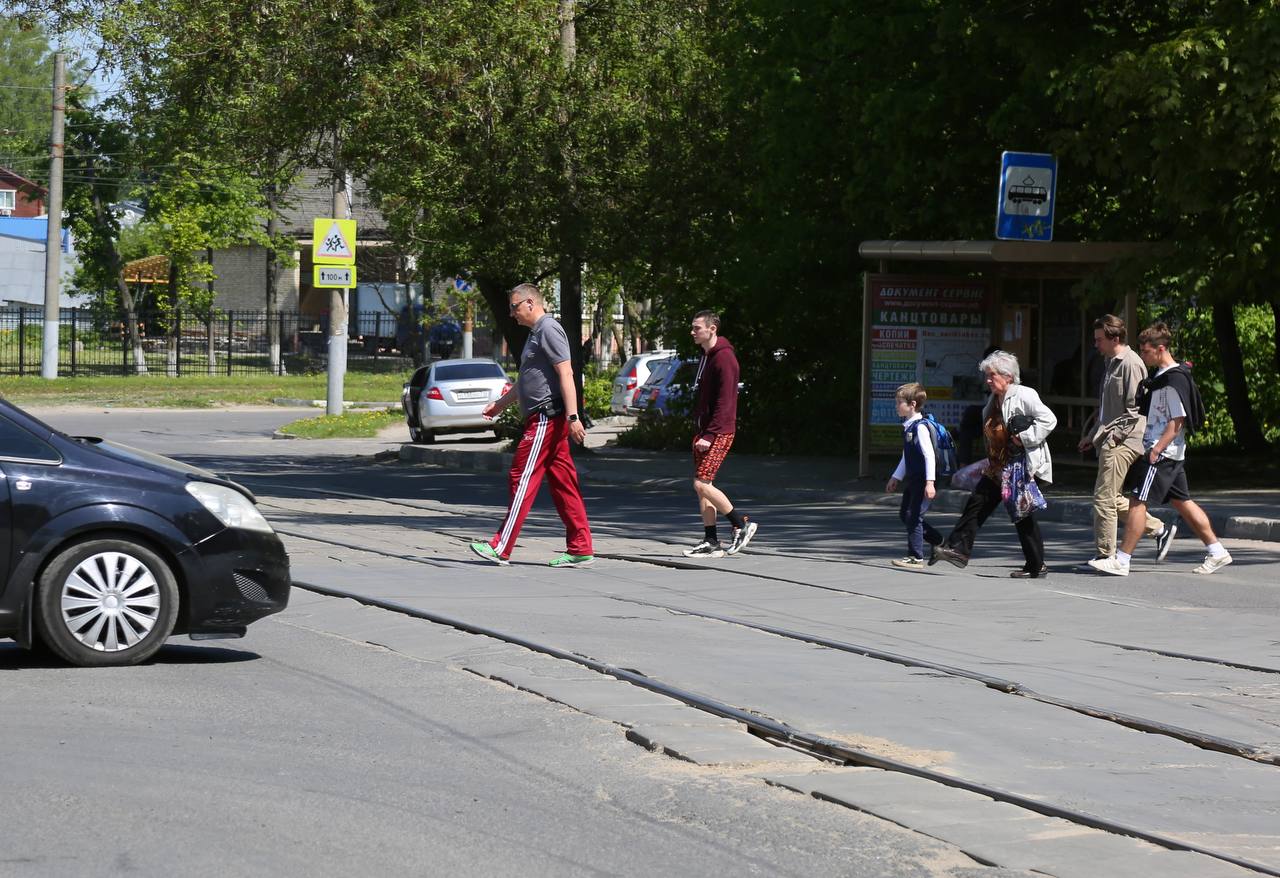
885, 382, 948, 569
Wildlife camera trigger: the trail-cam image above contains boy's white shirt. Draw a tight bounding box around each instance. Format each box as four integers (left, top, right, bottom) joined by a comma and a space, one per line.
892, 413, 936, 482
1143, 363, 1187, 461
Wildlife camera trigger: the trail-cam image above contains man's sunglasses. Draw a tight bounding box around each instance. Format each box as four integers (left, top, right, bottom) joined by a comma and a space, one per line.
509, 298, 531, 313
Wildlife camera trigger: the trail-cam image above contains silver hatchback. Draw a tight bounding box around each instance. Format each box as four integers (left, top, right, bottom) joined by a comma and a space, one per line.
402, 359, 511, 443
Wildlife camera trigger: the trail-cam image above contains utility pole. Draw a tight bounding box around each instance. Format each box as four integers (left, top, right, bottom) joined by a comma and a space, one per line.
557, 0, 586, 421
41, 53, 65, 379
325, 132, 349, 416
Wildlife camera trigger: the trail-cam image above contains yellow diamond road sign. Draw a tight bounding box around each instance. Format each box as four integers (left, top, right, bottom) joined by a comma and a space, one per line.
314, 265, 356, 288
312, 218, 356, 264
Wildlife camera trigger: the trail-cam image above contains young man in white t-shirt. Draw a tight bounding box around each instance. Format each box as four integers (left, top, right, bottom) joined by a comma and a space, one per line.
1089, 323, 1231, 576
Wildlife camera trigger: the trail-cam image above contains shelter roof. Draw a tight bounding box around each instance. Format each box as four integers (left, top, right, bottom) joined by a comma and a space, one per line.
858, 240, 1147, 266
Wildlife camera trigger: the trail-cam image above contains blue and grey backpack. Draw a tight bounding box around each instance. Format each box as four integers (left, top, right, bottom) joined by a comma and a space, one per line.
918, 413, 958, 479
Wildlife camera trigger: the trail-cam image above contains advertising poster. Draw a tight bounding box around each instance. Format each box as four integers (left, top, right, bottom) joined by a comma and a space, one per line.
869, 276, 992, 449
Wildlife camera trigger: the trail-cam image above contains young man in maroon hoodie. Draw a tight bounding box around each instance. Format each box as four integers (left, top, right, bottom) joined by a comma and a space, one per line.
683, 310, 758, 558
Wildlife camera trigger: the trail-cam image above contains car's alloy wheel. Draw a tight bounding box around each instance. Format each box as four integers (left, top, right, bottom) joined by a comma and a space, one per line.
36, 539, 179, 667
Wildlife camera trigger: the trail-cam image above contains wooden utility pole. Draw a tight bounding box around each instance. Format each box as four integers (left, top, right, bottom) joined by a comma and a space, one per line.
41, 53, 65, 379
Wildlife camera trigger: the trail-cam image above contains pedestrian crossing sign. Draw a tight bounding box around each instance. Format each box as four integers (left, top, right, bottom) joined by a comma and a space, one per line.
312, 218, 357, 263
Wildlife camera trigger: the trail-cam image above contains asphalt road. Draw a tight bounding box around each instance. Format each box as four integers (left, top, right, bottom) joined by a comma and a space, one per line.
5, 407, 1042, 878
2, 620, 1003, 878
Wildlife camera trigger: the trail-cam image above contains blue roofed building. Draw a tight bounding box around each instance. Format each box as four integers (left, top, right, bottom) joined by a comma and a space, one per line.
0, 215, 80, 308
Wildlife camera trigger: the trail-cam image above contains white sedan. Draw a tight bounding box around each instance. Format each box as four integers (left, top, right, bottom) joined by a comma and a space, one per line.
402, 359, 511, 444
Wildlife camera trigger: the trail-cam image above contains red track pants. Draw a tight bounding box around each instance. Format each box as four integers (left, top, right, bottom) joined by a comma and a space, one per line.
489, 412, 593, 559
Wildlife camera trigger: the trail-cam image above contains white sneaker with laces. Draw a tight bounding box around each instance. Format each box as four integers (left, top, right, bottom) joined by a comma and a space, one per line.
683, 540, 725, 558
1192, 552, 1232, 574
1088, 556, 1130, 576
891, 556, 926, 570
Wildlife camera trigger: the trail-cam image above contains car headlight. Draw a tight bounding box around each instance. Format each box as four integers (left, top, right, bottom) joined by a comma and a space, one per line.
186, 482, 275, 533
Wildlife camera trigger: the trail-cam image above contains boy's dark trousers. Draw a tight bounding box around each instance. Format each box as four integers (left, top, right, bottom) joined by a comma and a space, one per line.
900, 475, 942, 559
944, 475, 1045, 571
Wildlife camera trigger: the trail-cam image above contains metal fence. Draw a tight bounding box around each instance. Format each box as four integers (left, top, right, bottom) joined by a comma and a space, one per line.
0, 307, 499, 377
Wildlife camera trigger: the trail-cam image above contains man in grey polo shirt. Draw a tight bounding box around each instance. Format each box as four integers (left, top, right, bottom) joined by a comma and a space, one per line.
1077, 313, 1171, 565
470, 283, 594, 567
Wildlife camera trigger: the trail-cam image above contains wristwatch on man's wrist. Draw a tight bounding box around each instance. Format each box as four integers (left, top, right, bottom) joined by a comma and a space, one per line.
568, 413, 580, 423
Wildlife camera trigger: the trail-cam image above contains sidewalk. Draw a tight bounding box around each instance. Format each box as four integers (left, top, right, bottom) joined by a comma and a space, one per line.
394, 420, 1280, 545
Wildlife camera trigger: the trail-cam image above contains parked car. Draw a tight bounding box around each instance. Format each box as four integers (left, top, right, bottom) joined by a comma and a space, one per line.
0, 399, 290, 667
402, 358, 511, 443
610, 351, 676, 414
625, 356, 676, 415
630, 358, 746, 418
630, 357, 699, 417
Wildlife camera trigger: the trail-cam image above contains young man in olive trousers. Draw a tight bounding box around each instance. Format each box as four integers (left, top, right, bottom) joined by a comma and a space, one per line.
1077, 314, 1172, 568
682, 310, 757, 558
470, 283, 594, 568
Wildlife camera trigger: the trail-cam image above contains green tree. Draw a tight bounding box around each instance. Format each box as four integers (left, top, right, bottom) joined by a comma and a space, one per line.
135, 158, 278, 374
0, 16, 55, 171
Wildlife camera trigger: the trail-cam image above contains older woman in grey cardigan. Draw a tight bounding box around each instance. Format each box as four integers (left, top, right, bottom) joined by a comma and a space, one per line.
931, 350, 1058, 577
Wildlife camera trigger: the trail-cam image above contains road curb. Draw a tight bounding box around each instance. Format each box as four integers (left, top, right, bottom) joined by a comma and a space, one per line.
271, 397, 398, 409
397, 444, 1280, 544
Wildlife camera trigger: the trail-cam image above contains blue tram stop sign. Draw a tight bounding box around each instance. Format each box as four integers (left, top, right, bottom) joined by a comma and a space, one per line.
996, 151, 1057, 241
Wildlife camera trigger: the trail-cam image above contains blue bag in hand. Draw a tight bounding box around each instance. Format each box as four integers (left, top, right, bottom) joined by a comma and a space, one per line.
1000, 457, 1047, 522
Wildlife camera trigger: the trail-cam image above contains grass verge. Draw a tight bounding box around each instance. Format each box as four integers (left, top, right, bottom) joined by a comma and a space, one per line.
279, 408, 403, 439
0, 373, 409, 408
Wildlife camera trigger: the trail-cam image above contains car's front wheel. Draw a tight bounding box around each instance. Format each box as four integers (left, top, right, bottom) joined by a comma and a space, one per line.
35, 538, 180, 667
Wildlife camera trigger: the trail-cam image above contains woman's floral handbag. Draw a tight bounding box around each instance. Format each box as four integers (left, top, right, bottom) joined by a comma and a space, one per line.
1001, 456, 1047, 522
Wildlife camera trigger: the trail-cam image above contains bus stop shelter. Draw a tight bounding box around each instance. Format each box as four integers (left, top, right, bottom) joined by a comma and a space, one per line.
857, 240, 1145, 477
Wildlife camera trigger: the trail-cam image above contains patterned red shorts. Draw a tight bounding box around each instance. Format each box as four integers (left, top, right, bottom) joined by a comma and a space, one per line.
693, 433, 735, 482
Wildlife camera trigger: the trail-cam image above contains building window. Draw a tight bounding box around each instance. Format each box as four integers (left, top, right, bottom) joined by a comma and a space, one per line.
0, 189, 15, 213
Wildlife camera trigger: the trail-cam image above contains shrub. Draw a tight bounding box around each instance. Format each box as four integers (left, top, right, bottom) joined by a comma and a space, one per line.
582, 371, 613, 420
617, 406, 695, 450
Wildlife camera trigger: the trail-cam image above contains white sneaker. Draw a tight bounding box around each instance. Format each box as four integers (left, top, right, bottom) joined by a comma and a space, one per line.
1192, 552, 1232, 575
891, 556, 926, 570
726, 520, 758, 556
1088, 556, 1130, 576
683, 540, 725, 558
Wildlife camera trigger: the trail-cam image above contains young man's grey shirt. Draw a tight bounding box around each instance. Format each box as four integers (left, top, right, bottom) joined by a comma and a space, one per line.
1091, 346, 1148, 452
516, 315, 572, 415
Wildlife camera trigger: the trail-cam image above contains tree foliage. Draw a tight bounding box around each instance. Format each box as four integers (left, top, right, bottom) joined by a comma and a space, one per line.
13, 0, 1280, 450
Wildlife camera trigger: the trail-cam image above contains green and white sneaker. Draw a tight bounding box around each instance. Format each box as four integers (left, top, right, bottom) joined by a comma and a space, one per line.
549, 552, 594, 568
469, 541, 509, 566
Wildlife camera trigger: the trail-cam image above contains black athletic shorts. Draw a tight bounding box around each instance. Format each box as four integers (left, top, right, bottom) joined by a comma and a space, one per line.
1130, 455, 1190, 505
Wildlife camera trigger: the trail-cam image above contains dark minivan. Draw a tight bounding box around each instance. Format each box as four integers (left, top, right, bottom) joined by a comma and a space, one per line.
0, 400, 290, 666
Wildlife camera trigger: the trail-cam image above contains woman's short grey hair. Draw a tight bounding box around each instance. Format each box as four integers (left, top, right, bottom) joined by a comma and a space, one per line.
979, 349, 1020, 383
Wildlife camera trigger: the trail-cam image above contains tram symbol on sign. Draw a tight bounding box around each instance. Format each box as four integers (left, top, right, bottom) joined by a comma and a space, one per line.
1002, 167, 1053, 215
1007, 176, 1048, 206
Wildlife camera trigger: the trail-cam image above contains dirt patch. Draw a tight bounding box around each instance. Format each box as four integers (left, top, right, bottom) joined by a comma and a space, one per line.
818, 731, 954, 770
